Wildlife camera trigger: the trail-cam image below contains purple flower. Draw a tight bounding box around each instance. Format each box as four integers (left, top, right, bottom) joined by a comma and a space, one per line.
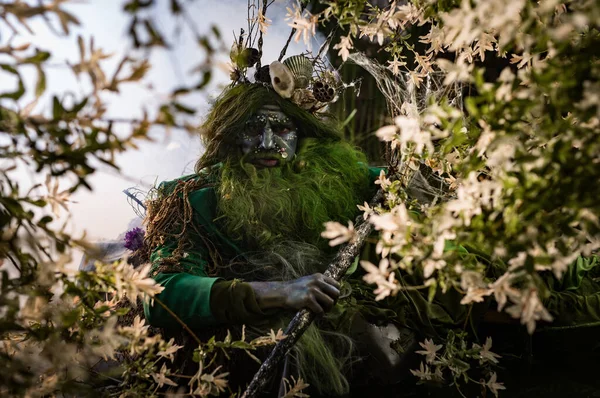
124, 227, 145, 251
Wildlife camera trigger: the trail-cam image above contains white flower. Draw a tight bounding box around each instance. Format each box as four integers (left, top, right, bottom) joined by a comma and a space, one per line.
119, 315, 148, 340
45, 174, 71, 216
460, 287, 491, 305
285, 4, 317, 48
486, 372, 506, 397
416, 338, 442, 364
387, 56, 406, 76
151, 363, 177, 388
479, 337, 501, 364
375, 124, 399, 149
360, 258, 399, 300
410, 362, 433, 381
200, 366, 229, 395
436, 58, 474, 85
321, 221, 356, 246
360, 258, 390, 285
115, 262, 165, 304
257, 10, 272, 34
505, 287, 553, 334
370, 203, 409, 233
359, 23, 389, 46
373, 271, 397, 300
157, 338, 183, 362
445, 172, 501, 226
423, 258, 447, 279
474, 32, 496, 61
374, 169, 392, 190
419, 24, 444, 54
394, 115, 434, 155
489, 272, 520, 311
357, 201, 374, 220
333, 35, 353, 62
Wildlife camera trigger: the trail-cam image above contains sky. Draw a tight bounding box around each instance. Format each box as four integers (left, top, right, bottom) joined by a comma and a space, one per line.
1, 1, 322, 250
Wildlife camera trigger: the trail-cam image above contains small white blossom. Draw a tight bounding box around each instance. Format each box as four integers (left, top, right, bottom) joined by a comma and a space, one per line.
157, 338, 183, 362
360, 258, 399, 300
423, 258, 447, 279
479, 337, 501, 364
486, 372, 506, 397
285, 4, 317, 49
505, 287, 553, 334
257, 10, 272, 34
357, 201, 374, 220
410, 362, 433, 381
321, 221, 356, 246
416, 338, 442, 364
333, 35, 353, 62
374, 169, 392, 190
151, 363, 177, 388
387, 56, 406, 76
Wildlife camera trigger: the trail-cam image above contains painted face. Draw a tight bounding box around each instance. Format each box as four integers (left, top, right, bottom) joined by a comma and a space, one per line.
239, 105, 298, 168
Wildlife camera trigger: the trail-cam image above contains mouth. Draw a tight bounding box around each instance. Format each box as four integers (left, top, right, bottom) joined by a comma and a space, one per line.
251, 158, 280, 167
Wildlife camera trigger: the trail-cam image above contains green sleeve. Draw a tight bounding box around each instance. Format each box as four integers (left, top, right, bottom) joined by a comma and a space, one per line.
144, 272, 221, 329
210, 280, 273, 325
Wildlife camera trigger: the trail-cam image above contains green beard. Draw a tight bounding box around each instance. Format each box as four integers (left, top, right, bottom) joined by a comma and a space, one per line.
216, 138, 371, 251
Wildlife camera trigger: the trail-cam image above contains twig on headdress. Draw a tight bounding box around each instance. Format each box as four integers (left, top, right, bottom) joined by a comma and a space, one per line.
255, 0, 269, 70
311, 27, 336, 66
277, 29, 296, 62
246, 0, 254, 48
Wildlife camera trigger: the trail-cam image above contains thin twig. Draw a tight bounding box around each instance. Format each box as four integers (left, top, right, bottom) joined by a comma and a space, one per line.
255, 0, 268, 70
5, 252, 21, 273
277, 29, 296, 62
153, 297, 203, 346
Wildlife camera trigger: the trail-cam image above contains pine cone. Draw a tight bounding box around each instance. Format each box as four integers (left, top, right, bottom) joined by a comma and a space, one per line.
312, 81, 335, 102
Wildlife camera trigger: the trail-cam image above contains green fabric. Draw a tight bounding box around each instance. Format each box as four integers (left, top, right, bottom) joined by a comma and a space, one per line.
145, 273, 221, 329
209, 280, 272, 325
560, 255, 599, 291
143, 175, 243, 327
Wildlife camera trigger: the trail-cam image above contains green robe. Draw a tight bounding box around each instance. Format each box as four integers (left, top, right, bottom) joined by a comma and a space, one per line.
143, 166, 386, 330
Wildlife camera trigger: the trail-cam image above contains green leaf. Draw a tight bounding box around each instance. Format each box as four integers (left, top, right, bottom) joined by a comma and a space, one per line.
0, 64, 25, 100
427, 280, 437, 302
52, 96, 63, 119
21, 50, 51, 65
172, 87, 190, 96
195, 71, 212, 90
172, 102, 195, 115
39, 216, 53, 225
70, 98, 88, 114
211, 25, 221, 40
35, 66, 46, 97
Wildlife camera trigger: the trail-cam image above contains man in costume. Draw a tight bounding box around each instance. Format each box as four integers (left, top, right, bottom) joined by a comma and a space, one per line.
141, 78, 401, 395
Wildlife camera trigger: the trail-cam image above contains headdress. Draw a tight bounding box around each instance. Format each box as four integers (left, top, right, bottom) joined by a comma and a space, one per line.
227, 3, 343, 115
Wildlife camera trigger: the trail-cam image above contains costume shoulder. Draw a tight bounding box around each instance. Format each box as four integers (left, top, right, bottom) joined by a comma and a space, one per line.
156, 164, 221, 196
150, 164, 222, 229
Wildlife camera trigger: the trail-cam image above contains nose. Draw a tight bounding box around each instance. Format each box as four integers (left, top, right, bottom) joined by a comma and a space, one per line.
259, 122, 274, 150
